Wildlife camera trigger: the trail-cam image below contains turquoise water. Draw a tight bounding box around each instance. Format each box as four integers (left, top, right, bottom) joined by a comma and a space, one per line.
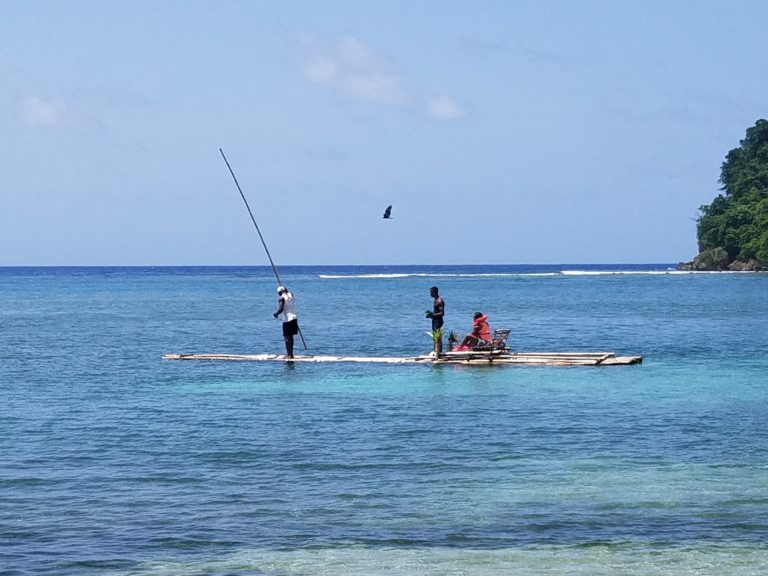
2, 265, 767, 575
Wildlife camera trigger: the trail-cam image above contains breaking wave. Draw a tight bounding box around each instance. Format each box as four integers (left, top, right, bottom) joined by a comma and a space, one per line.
316, 269, 729, 279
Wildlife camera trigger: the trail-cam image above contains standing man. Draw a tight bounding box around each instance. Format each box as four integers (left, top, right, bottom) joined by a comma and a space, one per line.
273, 285, 298, 359
426, 286, 445, 354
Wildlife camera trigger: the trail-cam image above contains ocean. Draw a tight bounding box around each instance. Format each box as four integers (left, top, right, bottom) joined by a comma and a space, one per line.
2, 264, 767, 575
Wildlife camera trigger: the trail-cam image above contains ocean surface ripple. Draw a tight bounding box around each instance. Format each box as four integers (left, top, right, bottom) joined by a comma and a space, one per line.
1, 265, 767, 575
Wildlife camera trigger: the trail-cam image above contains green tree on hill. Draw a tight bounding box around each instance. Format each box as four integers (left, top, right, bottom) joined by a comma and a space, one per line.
694, 119, 768, 269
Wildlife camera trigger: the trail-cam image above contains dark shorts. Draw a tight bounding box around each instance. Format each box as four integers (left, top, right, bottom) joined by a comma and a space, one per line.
432, 318, 444, 331
282, 319, 299, 337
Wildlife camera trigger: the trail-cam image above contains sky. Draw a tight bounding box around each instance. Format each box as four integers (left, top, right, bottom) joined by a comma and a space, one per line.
1, 1, 767, 266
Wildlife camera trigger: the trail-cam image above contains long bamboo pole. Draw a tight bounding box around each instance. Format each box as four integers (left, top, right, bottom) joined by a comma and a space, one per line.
219, 148, 307, 350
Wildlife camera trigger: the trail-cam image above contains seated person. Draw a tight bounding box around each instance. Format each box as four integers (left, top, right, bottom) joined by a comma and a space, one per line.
460, 312, 492, 348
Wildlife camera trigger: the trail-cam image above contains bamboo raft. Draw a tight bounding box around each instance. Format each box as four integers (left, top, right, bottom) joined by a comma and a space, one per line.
162, 350, 642, 366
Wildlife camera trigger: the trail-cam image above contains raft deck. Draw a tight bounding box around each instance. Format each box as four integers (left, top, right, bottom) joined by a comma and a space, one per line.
163, 350, 642, 366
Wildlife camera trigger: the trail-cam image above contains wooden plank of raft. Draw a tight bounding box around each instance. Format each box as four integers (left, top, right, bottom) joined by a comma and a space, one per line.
505, 352, 614, 358
596, 355, 643, 365
439, 357, 607, 366
163, 353, 423, 364
162, 352, 642, 366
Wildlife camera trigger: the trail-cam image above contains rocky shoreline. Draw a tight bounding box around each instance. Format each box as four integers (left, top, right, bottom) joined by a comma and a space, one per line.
678, 247, 766, 271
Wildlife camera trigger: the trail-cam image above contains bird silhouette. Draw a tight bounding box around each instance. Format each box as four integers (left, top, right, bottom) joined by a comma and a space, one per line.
383, 205, 393, 219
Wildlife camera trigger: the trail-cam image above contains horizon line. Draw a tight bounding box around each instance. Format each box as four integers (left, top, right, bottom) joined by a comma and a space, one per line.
0, 262, 679, 268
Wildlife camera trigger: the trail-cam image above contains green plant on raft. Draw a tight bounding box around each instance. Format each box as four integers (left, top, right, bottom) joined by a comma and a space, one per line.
426, 327, 445, 357
426, 327, 445, 343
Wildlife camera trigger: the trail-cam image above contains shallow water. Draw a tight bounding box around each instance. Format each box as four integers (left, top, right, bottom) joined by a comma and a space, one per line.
2, 265, 767, 575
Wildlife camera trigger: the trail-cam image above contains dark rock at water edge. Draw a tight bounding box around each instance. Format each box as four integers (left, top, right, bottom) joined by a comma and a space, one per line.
678, 247, 766, 271
726, 259, 765, 271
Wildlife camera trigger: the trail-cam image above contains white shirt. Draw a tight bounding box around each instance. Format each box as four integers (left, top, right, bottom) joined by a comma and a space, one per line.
280, 291, 297, 322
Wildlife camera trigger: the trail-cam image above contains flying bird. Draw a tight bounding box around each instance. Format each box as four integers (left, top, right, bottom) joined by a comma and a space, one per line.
383, 205, 393, 219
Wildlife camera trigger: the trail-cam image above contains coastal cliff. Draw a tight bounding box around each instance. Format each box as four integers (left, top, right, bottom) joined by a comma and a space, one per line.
680, 119, 768, 271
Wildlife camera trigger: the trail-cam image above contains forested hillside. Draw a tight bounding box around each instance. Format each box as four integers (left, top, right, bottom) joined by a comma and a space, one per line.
683, 119, 768, 270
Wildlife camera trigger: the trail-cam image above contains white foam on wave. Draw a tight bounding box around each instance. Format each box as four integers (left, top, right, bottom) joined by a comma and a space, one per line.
319, 273, 416, 279
561, 270, 676, 276
561, 269, 752, 276
319, 269, 757, 279
318, 272, 561, 279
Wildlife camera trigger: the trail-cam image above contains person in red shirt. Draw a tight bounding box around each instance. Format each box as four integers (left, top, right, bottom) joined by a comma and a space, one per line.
460, 312, 491, 348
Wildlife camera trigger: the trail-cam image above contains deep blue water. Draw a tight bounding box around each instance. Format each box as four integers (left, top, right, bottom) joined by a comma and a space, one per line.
1, 265, 767, 575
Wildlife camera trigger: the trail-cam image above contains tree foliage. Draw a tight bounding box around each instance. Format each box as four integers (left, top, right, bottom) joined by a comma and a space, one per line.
697, 119, 768, 265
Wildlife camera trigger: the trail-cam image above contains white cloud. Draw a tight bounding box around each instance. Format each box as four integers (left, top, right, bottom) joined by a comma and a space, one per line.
20, 95, 71, 128
425, 96, 464, 121
303, 36, 464, 121
304, 56, 338, 84
303, 36, 407, 105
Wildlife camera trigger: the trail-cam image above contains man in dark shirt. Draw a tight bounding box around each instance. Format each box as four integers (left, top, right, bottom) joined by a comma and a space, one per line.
426, 286, 445, 354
